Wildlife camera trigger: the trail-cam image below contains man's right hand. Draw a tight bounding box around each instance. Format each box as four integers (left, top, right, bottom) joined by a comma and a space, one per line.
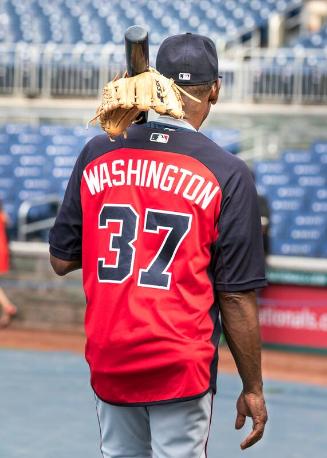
235, 390, 268, 450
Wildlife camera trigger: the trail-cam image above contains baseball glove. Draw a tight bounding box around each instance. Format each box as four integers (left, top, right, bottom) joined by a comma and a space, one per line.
89, 67, 200, 139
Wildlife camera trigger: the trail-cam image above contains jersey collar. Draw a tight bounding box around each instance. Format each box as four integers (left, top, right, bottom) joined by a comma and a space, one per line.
154, 115, 197, 132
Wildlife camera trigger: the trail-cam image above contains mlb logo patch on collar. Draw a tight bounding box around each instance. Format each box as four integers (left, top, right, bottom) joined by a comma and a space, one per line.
150, 133, 170, 143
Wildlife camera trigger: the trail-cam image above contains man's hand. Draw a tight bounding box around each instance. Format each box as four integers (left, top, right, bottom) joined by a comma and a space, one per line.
235, 390, 268, 450
218, 291, 268, 449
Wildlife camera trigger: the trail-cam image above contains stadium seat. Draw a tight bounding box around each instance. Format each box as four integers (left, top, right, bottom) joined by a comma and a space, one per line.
254, 160, 285, 175
259, 174, 291, 186
276, 186, 306, 199
290, 227, 323, 242
292, 23, 327, 49
282, 150, 313, 164
311, 201, 327, 213
0, 0, 303, 46
271, 199, 304, 212
201, 128, 240, 154
292, 164, 322, 176
278, 241, 318, 257
311, 141, 327, 156
295, 213, 327, 228
298, 175, 326, 187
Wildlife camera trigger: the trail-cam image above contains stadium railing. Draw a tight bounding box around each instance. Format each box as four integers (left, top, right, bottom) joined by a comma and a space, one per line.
17, 194, 61, 241
0, 45, 326, 104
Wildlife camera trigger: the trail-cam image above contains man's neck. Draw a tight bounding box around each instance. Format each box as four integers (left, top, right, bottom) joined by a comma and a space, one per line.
183, 112, 204, 131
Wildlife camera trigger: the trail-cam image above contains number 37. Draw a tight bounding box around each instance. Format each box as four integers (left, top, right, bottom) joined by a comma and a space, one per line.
98, 204, 192, 290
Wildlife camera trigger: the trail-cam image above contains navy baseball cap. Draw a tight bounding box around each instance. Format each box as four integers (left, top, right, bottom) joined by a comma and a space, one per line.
156, 32, 219, 85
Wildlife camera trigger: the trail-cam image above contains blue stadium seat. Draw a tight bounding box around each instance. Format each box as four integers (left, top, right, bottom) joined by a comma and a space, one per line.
14, 165, 44, 179
27, 203, 57, 222
17, 132, 43, 145
318, 154, 327, 167
292, 164, 322, 176
0, 133, 10, 144
45, 144, 76, 156
271, 199, 304, 212
298, 175, 326, 187
254, 160, 285, 175
3, 202, 18, 229
311, 141, 327, 155
9, 144, 39, 156
282, 242, 318, 257
295, 213, 327, 227
292, 23, 327, 49
0, 0, 303, 46
0, 153, 13, 169
282, 150, 313, 164
202, 128, 240, 153
22, 178, 53, 191
270, 237, 319, 257
311, 201, 327, 213
290, 227, 323, 242
0, 177, 15, 189
18, 155, 46, 167
275, 186, 306, 199
17, 189, 48, 201
53, 155, 77, 168
315, 188, 327, 200
259, 174, 291, 186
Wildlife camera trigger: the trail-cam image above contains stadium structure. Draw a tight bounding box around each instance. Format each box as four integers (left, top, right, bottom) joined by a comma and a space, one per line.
0, 0, 326, 351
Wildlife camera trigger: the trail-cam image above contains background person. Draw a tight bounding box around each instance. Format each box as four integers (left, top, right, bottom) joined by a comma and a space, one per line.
0, 199, 17, 328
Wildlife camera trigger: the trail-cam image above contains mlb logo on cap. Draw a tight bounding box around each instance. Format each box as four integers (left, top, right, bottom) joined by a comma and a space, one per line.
179, 73, 191, 81
150, 133, 170, 143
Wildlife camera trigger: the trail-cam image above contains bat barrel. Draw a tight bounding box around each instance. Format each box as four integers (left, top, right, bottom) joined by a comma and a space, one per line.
125, 25, 149, 76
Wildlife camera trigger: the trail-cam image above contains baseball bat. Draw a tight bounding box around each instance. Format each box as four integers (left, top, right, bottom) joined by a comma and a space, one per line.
125, 25, 149, 124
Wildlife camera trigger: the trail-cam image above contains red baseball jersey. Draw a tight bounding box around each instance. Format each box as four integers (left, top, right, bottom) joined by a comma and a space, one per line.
49, 122, 266, 405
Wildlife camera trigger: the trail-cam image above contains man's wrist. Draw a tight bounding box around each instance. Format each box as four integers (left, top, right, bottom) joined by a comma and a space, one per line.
242, 381, 263, 395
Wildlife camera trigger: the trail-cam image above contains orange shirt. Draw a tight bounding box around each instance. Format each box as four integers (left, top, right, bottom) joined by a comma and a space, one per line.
0, 212, 9, 274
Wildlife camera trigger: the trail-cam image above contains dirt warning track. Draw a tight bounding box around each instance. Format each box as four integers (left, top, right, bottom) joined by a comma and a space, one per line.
1, 327, 326, 386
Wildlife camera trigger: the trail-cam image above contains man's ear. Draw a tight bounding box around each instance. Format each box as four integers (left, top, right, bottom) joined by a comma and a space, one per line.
209, 80, 219, 105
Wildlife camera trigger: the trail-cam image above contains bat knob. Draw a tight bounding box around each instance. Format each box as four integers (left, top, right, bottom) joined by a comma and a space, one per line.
125, 25, 149, 76
125, 25, 148, 43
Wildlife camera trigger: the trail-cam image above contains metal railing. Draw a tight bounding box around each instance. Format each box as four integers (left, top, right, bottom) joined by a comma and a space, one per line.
17, 193, 61, 241
0, 44, 327, 104
236, 48, 327, 104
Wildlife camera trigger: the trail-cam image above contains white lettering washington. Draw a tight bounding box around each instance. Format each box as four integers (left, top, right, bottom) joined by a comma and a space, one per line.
83, 159, 219, 210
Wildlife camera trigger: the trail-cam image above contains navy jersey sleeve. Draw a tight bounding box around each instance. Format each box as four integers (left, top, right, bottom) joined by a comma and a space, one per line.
49, 150, 85, 261
212, 160, 267, 292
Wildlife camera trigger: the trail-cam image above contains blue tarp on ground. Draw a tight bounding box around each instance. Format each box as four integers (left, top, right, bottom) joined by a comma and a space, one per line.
1, 350, 326, 458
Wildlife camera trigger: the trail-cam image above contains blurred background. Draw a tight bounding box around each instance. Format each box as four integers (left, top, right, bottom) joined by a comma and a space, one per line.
0, 1, 326, 457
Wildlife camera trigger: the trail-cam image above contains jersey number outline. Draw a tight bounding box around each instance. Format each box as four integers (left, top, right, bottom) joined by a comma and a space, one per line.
98, 204, 192, 289
98, 204, 138, 284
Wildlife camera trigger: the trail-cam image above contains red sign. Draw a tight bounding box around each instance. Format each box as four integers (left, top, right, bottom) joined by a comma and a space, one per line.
258, 284, 327, 350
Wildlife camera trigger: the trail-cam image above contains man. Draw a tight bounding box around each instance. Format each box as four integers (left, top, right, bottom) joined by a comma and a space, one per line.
251, 171, 270, 255
49, 33, 268, 458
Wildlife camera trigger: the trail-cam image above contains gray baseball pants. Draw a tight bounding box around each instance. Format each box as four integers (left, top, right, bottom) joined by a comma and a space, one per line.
94, 391, 213, 458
